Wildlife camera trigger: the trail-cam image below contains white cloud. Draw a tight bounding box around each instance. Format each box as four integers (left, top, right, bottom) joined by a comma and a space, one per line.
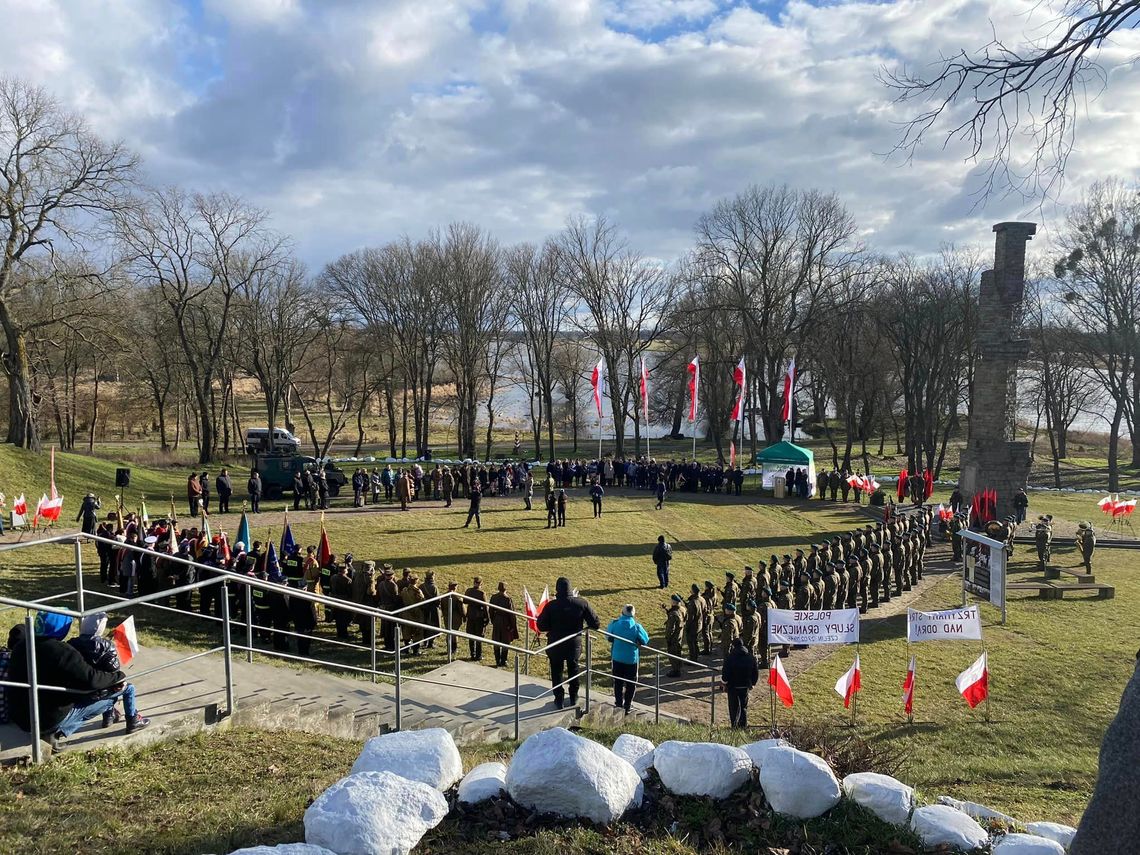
1, 0, 1137, 269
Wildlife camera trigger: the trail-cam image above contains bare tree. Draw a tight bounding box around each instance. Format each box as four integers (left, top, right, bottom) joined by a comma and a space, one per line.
1054, 178, 1140, 488
506, 241, 568, 460
556, 216, 678, 456
0, 78, 137, 449
552, 338, 591, 454
882, 2, 1140, 197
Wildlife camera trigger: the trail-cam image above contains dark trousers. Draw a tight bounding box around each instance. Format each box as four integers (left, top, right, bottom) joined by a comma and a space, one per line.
469, 638, 483, 660
656, 565, 669, 589
381, 620, 396, 652
592, 499, 601, 518
272, 614, 291, 651
727, 688, 750, 728
201, 495, 210, 514
549, 651, 581, 704
494, 642, 509, 667
293, 492, 303, 510
218, 494, 230, 514
465, 508, 481, 528
334, 608, 351, 640
250, 493, 261, 513
612, 661, 637, 710
189, 497, 199, 516
557, 509, 566, 526
253, 608, 273, 641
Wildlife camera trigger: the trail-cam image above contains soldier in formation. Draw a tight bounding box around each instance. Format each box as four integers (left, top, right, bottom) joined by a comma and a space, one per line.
1034, 515, 1053, 572
1076, 521, 1096, 573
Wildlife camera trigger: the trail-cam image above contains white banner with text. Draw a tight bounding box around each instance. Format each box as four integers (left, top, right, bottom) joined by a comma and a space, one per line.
766, 609, 861, 645
906, 606, 983, 642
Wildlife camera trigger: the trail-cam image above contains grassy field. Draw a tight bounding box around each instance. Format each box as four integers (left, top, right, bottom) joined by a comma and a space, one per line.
1, 445, 1135, 852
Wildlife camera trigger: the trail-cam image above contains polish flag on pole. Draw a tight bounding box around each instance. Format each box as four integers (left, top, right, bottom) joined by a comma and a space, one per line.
12, 494, 27, 528
834, 655, 862, 708
729, 441, 736, 469
34, 448, 64, 528
730, 357, 746, 422
523, 587, 540, 633
768, 655, 794, 707
956, 652, 989, 709
591, 358, 605, 417
902, 655, 916, 715
113, 615, 140, 666
781, 356, 796, 424
640, 357, 650, 422
687, 356, 700, 421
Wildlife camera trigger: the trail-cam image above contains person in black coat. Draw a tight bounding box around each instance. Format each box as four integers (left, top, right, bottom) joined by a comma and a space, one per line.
247, 470, 262, 513
199, 472, 211, 514
76, 493, 101, 535
536, 576, 600, 709
721, 637, 760, 728
215, 469, 233, 514
464, 485, 482, 529
5, 617, 126, 747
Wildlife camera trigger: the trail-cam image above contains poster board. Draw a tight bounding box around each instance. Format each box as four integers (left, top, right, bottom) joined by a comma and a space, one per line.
961, 528, 1007, 623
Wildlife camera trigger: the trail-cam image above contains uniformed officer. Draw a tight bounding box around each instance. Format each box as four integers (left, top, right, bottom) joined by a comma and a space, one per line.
684, 584, 706, 662
846, 555, 861, 610
1076, 521, 1096, 572
868, 543, 883, 607
722, 571, 739, 609
1034, 515, 1053, 571
741, 597, 761, 654
715, 602, 742, 657
701, 581, 718, 655
664, 594, 686, 676
950, 512, 966, 561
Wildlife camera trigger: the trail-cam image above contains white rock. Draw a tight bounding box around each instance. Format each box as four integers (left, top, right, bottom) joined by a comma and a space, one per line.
505, 727, 641, 824
937, 795, 1016, 825
458, 762, 508, 804
350, 728, 463, 791
1024, 822, 1077, 849
842, 772, 915, 826
304, 771, 449, 855
910, 804, 990, 851
759, 747, 841, 819
654, 741, 752, 799
227, 847, 337, 855
992, 833, 1067, 855
741, 738, 791, 770
612, 734, 655, 780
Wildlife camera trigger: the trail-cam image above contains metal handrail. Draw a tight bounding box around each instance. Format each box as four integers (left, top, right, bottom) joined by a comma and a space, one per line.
0, 531, 722, 762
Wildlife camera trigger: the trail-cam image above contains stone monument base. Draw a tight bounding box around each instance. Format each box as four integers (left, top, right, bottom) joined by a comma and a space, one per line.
958, 440, 1031, 522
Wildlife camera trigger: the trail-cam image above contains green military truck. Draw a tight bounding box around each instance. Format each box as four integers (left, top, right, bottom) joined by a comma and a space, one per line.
254, 452, 347, 499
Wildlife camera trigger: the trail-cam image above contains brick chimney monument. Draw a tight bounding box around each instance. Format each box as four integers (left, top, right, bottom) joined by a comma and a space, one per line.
958, 221, 1037, 521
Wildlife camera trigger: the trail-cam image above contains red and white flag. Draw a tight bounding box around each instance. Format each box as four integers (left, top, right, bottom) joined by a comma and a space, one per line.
768, 655, 794, 707
1123, 499, 1138, 516
33, 447, 64, 528
523, 586, 540, 634
687, 355, 700, 421
639, 357, 650, 423
902, 654, 916, 715
591, 358, 605, 418
1098, 495, 1117, 515
729, 441, 736, 469
12, 494, 27, 516
781, 356, 796, 424
113, 615, 140, 666
955, 652, 989, 709
834, 654, 861, 708
730, 357, 746, 422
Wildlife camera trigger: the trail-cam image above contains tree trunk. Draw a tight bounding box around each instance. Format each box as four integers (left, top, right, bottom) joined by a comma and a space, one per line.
1108, 402, 1124, 493
545, 389, 556, 461
88, 363, 100, 453
401, 381, 409, 459
156, 396, 169, 452
383, 382, 397, 458
1, 313, 40, 451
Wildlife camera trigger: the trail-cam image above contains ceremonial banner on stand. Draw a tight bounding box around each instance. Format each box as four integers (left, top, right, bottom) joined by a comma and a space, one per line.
766, 608, 860, 645
906, 606, 983, 642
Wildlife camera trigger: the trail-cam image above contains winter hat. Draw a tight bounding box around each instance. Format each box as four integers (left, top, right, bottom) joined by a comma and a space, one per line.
34, 611, 73, 640
670, 594, 682, 603
622, 604, 635, 617
79, 612, 109, 637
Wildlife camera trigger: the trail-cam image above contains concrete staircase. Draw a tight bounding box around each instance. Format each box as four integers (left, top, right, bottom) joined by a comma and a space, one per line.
1, 644, 685, 762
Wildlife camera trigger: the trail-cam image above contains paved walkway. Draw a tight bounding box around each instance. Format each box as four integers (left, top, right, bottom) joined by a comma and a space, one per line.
0, 641, 682, 761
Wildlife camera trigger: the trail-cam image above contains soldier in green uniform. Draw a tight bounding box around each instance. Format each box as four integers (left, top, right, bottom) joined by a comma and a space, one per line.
684, 584, 706, 662
832, 560, 847, 611
791, 575, 811, 649
1076, 522, 1096, 573
740, 597, 760, 654
1034, 515, 1053, 572
857, 549, 871, 612
756, 586, 772, 666
722, 571, 739, 609
664, 594, 686, 676
845, 555, 861, 610
868, 543, 884, 607
715, 602, 742, 657
892, 540, 906, 596
793, 548, 807, 579
909, 532, 922, 587
808, 569, 823, 610
739, 566, 756, 607
700, 581, 718, 655
950, 512, 966, 561
807, 545, 820, 576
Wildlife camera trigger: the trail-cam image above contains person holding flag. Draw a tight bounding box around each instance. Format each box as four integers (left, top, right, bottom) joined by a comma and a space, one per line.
721, 637, 760, 728
66, 613, 150, 734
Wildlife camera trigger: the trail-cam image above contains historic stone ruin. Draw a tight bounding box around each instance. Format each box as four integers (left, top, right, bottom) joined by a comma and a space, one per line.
958, 222, 1037, 521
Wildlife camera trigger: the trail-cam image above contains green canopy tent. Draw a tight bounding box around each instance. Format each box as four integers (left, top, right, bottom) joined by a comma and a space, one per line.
756, 441, 817, 496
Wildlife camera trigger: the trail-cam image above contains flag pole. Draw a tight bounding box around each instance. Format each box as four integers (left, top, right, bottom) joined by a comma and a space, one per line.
907, 641, 914, 727
851, 643, 859, 727
982, 646, 991, 725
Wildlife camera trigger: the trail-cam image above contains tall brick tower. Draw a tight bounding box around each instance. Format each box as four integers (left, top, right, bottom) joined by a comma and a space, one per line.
958, 222, 1037, 521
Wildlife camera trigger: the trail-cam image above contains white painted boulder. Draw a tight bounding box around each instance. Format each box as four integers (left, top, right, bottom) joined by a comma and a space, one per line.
505, 727, 641, 824
759, 747, 841, 819
350, 727, 463, 791
654, 741, 753, 800
842, 772, 915, 826
741, 738, 790, 771
458, 761, 508, 804
1024, 822, 1076, 849
304, 771, 449, 855
937, 795, 1016, 826
612, 734, 655, 780
992, 833, 1067, 855
910, 804, 989, 851
227, 846, 337, 855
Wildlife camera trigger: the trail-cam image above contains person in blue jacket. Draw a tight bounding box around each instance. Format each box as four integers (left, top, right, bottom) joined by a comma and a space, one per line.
606, 604, 650, 714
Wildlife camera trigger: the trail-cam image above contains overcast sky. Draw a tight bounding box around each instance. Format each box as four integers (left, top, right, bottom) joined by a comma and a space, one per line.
3, 0, 1138, 269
